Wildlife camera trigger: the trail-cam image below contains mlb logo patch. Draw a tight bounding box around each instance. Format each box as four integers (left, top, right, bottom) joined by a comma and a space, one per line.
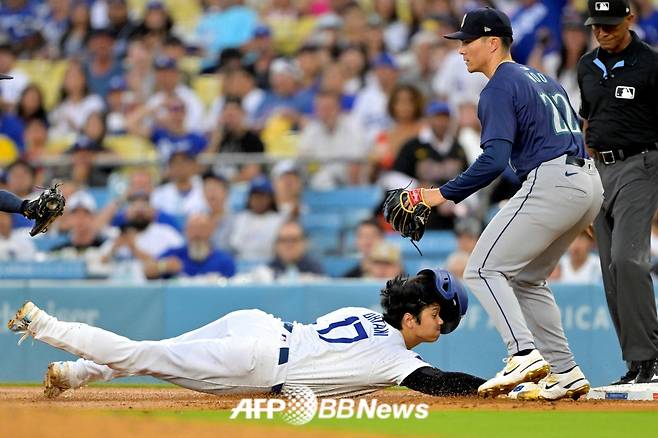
615, 86, 635, 99
595, 2, 610, 11
484, 26, 491, 32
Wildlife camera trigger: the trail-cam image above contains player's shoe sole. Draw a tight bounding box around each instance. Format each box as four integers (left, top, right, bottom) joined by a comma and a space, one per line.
44, 362, 72, 399
7, 301, 42, 345
478, 349, 550, 398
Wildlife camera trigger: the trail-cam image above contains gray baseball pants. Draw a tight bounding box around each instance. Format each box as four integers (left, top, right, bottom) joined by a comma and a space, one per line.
463, 154, 604, 373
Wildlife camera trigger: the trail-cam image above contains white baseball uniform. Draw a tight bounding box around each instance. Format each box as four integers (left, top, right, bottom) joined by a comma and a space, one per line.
29, 306, 431, 397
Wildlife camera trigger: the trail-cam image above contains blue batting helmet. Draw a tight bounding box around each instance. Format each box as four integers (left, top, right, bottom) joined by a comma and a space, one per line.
417, 268, 469, 334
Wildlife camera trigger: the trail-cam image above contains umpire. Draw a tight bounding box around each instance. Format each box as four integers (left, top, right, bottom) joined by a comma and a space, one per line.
578, 0, 658, 385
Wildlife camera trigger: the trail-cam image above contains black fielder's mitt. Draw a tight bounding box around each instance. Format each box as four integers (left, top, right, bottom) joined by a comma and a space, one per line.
382, 187, 431, 243
22, 183, 66, 237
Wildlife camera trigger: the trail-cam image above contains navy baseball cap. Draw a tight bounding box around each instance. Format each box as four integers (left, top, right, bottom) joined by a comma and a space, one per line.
426, 101, 451, 117
372, 52, 398, 70
153, 55, 177, 70
584, 0, 631, 26
444, 7, 513, 41
0, 73, 12, 80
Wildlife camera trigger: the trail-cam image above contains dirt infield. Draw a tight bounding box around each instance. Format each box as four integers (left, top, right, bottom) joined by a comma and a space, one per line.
1, 386, 657, 438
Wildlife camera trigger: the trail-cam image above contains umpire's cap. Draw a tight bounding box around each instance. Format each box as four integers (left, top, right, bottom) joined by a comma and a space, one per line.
417, 268, 469, 334
584, 0, 631, 26
0, 73, 12, 80
444, 7, 513, 41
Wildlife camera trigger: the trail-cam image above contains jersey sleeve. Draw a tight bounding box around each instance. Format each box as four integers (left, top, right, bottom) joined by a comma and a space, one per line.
478, 86, 517, 145
375, 349, 432, 385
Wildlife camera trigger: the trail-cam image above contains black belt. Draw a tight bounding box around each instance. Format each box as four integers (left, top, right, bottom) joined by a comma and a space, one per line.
271, 321, 294, 394
592, 144, 657, 165
566, 155, 586, 167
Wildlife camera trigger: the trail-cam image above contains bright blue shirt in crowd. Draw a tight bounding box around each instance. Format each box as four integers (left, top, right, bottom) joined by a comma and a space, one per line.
150, 127, 207, 161
159, 246, 236, 278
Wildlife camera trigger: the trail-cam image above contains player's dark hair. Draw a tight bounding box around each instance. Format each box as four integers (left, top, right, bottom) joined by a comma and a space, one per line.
381, 274, 440, 329
499, 36, 513, 50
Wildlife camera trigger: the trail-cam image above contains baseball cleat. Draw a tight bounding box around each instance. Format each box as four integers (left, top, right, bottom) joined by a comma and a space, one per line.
477, 349, 550, 398
44, 362, 73, 399
508, 366, 590, 401
7, 301, 42, 345
635, 359, 658, 384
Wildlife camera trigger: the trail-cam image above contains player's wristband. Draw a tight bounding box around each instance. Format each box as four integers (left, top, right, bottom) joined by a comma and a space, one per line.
407, 188, 425, 207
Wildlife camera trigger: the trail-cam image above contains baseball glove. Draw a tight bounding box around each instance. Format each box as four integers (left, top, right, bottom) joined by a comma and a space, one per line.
382, 187, 432, 243
23, 183, 66, 237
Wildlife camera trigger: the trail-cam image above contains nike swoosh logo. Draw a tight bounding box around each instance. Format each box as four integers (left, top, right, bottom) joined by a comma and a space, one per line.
503, 364, 521, 376
545, 381, 561, 389
565, 171, 578, 177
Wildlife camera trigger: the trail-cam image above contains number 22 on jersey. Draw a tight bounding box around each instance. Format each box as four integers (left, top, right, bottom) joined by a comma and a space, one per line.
526, 70, 581, 135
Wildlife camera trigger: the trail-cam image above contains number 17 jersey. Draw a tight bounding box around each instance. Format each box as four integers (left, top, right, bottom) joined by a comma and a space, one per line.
478, 62, 586, 179
284, 307, 430, 397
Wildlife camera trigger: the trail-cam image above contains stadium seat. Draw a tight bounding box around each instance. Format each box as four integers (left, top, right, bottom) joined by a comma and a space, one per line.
33, 233, 70, 252
0, 260, 86, 279
302, 186, 383, 213
404, 257, 447, 275
104, 135, 157, 161
307, 231, 342, 255
15, 59, 68, 110
300, 213, 343, 234
321, 255, 360, 278
386, 230, 456, 260
236, 259, 267, 274
191, 75, 220, 108
228, 184, 249, 212
87, 187, 111, 210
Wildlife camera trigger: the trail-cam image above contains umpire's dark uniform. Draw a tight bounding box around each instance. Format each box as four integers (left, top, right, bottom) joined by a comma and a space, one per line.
578, 0, 658, 384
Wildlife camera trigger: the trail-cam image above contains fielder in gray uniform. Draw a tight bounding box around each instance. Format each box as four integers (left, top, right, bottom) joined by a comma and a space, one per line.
385, 8, 604, 400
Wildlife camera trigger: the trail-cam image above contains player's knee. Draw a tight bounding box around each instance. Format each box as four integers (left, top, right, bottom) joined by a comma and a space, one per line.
462, 263, 480, 287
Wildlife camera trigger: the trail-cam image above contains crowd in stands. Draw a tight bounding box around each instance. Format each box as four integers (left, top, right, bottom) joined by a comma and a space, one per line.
1, 0, 657, 283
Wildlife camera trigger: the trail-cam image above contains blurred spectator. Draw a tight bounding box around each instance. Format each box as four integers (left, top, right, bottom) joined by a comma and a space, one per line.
151, 150, 207, 216
341, 3, 369, 48
253, 58, 303, 127
371, 83, 425, 175
48, 190, 107, 259
635, 0, 658, 45
83, 28, 125, 98
128, 94, 207, 161
49, 61, 105, 140
372, 0, 409, 53
242, 25, 277, 89
298, 89, 368, 189
105, 76, 132, 135
205, 66, 265, 131
0, 211, 37, 260
344, 218, 385, 278
293, 44, 325, 115
59, 0, 92, 59
509, 0, 558, 66
351, 52, 399, 142
106, 0, 139, 56
23, 117, 51, 165
100, 191, 183, 265
145, 213, 236, 279
59, 134, 114, 188
194, 0, 258, 66
134, 0, 174, 52
145, 56, 205, 132
446, 251, 469, 279
124, 36, 156, 103
202, 171, 235, 252
555, 231, 602, 284
454, 217, 482, 255
6, 159, 37, 229
391, 101, 467, 188
432, 41, 487, 118
317, 62, 356, 111
399, 31, 440, 96
0, 106, 25, 162
40, 0, 71, 58
0, 0, 43, 54
0, 42, 28, 109
108, 168, 180, 232
364, 240, 404, 279
364, 13, 388, 62
208, 96, 264, 182
16, 84, 48, 126
535, 9, 588, 111
268, 220, 325, 279
229, 175, 286, 261
338, 44, 368, 95
271, 160, 305, 218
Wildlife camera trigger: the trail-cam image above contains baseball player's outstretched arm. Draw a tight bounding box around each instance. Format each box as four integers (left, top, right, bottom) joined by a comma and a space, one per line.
0, 190, 27, 214
401, 366, 486, 396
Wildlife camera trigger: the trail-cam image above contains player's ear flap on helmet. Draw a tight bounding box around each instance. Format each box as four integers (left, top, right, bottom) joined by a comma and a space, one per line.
416, 268, 469, 335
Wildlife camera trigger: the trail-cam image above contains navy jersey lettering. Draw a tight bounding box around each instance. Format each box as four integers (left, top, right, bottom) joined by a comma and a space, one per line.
478, 63, 585, 179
